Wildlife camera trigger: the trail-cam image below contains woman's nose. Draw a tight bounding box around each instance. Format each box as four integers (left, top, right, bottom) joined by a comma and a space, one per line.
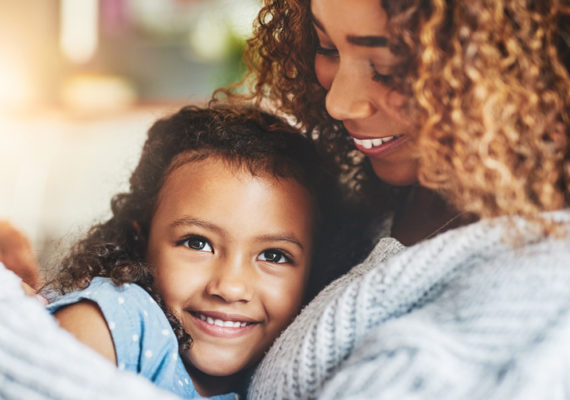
325, 63, 375, 121
205, 258, 253, 303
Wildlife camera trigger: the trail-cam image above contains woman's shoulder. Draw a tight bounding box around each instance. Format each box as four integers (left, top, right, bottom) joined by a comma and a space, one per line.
248, 210, 570, 399
316, 214, 570, 399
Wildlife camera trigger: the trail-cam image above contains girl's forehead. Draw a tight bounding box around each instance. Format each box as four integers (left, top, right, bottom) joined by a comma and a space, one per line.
152, 157, 317, 239
159, 155, 313, 204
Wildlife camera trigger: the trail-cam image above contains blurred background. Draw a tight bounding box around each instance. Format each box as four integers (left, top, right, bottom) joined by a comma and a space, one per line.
0, 0, 261, 270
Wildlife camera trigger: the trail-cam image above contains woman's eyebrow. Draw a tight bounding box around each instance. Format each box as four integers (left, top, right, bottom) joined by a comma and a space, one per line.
346, 35, 388, 47
311, 13, 388, 47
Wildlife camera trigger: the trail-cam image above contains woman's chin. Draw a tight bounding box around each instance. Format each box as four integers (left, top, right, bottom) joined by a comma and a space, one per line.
370, 160, 419, 187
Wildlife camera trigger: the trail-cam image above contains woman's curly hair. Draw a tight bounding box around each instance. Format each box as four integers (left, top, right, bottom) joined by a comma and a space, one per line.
410, 0, 570, 221
239, 0, 570, 222
49, 103, 375, 350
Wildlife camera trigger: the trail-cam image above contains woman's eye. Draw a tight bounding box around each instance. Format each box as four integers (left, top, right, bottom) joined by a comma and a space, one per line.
257, 249, 291, 264
180, 236, 213, 253
316, 44, 338, 58
370, 62, 393, 84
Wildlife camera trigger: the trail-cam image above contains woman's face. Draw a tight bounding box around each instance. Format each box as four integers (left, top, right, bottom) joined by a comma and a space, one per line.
311, 0, 418, 185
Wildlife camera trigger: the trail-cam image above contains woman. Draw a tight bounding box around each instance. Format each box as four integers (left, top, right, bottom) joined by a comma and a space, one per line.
237, 0, 570, 398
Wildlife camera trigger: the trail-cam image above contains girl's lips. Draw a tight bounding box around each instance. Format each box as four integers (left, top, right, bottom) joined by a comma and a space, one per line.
188, 311, 259, 339
351, 134, 409, 158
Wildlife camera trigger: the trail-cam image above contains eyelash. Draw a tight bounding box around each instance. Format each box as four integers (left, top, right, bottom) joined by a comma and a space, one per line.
177, 235, 213, 252
316, 44, 393, 85
315, 44, 338, 58
176, 236, 294, 265
258, 249, 293, 265
370, 62, 393, 84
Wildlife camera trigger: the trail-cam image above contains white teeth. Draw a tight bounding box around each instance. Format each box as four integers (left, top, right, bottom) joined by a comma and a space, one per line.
353, 135, 400, 149
197, 313, 249, 328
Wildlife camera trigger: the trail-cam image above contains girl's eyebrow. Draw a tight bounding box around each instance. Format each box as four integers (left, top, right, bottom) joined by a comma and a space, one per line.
255, 234, 305, 251
310, 13, 388, 48
170, 216, 224, 234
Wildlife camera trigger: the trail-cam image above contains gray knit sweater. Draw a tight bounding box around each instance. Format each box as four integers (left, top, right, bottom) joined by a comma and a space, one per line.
1, 212, 569, 399
248, 211, 570, 399
0, 264, 184, 400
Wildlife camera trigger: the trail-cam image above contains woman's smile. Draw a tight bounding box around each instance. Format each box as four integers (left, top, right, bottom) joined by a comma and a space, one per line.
350, 133, 409, 158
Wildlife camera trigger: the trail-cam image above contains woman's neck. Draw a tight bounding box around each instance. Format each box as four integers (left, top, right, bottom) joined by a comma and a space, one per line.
390, 186, 475, 246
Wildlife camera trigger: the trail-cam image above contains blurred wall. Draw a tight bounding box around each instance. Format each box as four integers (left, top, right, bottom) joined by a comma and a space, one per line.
0, 0, 260, 272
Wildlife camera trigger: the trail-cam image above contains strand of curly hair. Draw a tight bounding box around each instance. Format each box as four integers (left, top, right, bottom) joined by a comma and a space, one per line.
411, 0, 570, 225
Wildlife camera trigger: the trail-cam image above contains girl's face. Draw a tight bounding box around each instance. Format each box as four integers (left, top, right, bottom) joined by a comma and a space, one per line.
146, 156, 314, 395
311, 0, 418, 185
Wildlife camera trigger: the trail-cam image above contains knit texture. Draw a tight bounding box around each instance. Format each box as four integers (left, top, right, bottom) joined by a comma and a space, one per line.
0, 265, 186, 400
248, 211, 570, 399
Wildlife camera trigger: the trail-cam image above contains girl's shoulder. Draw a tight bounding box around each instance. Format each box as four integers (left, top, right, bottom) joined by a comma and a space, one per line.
47, 277, 156, 316
47, 278, 205, 397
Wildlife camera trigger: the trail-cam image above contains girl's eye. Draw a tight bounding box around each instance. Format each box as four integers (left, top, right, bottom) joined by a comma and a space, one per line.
315, 44, 338, 58
370, 62, 393, 84
180, 236, 213, 253
257, 249, 292, 264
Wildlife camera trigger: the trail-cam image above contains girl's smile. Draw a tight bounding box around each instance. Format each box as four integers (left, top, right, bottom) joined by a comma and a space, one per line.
188, 311, 259, 338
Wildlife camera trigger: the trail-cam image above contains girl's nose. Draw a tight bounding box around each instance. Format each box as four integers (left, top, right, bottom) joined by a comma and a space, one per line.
205, 258, 253, 303
325, 63, 375, 122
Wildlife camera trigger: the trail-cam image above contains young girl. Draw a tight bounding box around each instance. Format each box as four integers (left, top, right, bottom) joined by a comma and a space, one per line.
46, 104, 343, 399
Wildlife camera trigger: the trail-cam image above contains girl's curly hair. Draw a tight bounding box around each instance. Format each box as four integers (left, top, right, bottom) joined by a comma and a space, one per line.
238, 0, 570, 222
49, 103, 376, 350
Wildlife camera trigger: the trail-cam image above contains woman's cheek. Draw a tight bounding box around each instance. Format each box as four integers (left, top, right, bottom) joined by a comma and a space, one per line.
314, 55, 335, 90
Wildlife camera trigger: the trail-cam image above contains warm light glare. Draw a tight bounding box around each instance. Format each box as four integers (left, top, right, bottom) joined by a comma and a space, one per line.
60, 0, 99, 64
0, 57, 35, 110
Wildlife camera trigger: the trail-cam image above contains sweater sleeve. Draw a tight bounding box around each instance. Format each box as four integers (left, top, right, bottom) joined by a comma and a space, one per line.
317, 238, 570, 400
248, 211, 570, 400
0, 263, 183, 400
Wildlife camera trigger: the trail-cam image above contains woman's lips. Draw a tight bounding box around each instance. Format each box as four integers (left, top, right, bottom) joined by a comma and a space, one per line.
188, 311, 259, 338
351, 134, 409, 158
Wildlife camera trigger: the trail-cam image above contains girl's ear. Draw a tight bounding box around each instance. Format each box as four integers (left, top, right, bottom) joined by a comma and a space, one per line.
131, 220, 149, 262
132, 220, 142, 236
131, 220, 146, 248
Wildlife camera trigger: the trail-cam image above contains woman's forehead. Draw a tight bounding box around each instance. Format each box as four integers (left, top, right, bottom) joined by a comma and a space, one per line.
310, 0, 389, 38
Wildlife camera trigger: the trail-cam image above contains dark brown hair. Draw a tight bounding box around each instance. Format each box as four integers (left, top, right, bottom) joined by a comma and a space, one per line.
50, 103, 376, 349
